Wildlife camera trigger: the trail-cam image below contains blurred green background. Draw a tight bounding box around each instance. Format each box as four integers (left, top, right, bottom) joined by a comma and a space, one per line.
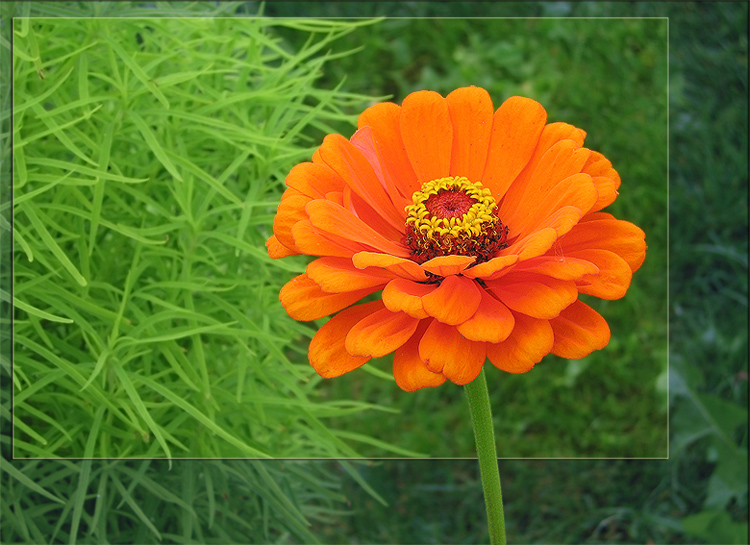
1, 1, 747, 544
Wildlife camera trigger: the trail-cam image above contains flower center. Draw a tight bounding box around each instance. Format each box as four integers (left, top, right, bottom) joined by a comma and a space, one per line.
404, 176, 509, 264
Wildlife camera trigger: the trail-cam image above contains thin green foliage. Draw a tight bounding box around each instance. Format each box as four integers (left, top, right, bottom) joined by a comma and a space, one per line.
12, 14, 392, 460
2, 455, 360, 544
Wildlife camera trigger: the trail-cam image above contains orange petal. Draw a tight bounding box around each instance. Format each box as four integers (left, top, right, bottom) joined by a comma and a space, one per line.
446, 86, 494, 182
567, 249, 632, 300
508, 255, 599, 281
309, 301, 383, 378
582, 150, 620, 184
486, 312, 553, 373
307, 257, 393, 293
325, 190, 345, 206
400, 90, 453, 183
280, 273, 379, 321
487, 273, 577, 320
351, 125, 413, 211
382, 278, 435, 319
286, 162, 344, 199
393, 320, 446, 391
561, 215, 647, 272
549, 300, 611, 359
273, 193, 310, 252
500, 140, 591, 232
531, 206, 585, 240
463, 254, 519, 280
457, 289, 515, 343
510, 122, 587, 187
317, 133, 404, 230
358, 101, 420, 199
418, 320, 486, 384
582, 150, 621, 212
421, 275, 482, 325
482, 96, 547, 201
345, 308, 419, 358
344, 185, 405, 242
500, 228, 558, 262
350, 127, 387, 189
292, 219, 364, 258
588, 176, 618, 213
511, 173, 598, 240
306, 200, 411, 258
266, 234, 298, 259
420, 255, 476, 276
537, 122, 587, 148
352, 251, 428, 281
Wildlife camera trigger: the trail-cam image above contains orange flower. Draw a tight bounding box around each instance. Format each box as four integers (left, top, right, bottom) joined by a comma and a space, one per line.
267, 86, 646, 391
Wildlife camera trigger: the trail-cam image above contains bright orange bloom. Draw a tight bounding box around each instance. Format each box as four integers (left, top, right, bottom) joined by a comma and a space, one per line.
267, 86, 646, 391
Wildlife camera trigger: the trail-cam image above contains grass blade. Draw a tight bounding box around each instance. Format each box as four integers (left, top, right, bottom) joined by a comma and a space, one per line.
110, 360, 173, 459
0, 459, 66, 505
21, 204, 87, 286
136, 375, 271, 458
103, 31, 170, 109
128, 111, 183, 182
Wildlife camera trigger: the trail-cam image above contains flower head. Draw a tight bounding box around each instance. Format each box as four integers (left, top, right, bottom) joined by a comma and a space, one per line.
267, 86, 646, 391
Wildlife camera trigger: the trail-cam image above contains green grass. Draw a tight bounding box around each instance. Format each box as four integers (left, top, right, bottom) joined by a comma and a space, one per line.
9, 13, 412, 459
0, 457, 373, 545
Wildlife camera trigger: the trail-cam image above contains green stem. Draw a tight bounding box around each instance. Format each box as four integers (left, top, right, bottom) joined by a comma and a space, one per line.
465, 366, 507, 545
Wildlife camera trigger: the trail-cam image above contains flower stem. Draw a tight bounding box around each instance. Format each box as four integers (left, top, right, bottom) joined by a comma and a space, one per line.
465, 366, 507, 545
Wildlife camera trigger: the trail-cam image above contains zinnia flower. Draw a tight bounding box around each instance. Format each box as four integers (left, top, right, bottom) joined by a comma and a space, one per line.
267, 86, 646, 392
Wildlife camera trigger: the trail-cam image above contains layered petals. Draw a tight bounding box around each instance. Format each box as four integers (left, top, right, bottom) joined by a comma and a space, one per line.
462, 254, 519, 280
306, 257, 393, 292
420, 255, 476, 276
581, 150, 621, 213
279, 273, 381, 321
285, 161, 344, 199
357, 101, 419, 198
486, 273, 578, 320
482, 96, 547, 200
352, 251, 428, 281
549, 300, 611, 359
560, 213, 647, 272
510, 172, 598, 240
317, 133, 404, 229
291, 219, 366, 258
266, 234, 298, 259
457, 290, 515, 343
500, 228, 559, 262
486, 312, 554, 373
393, 320, 447, 391
565, 249, 633, 300
419, 319, 487, 385
421, 275, 482, 325
309, 301, 382, 378
268, 86, 645, 391
507, 255, 599, 281
306, 199, 410, 257
272, 192, 310, 254
350, 126, 412, 216
499, 139, 591, 233
345, 308, 419, 358
382, 278, 434, 319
